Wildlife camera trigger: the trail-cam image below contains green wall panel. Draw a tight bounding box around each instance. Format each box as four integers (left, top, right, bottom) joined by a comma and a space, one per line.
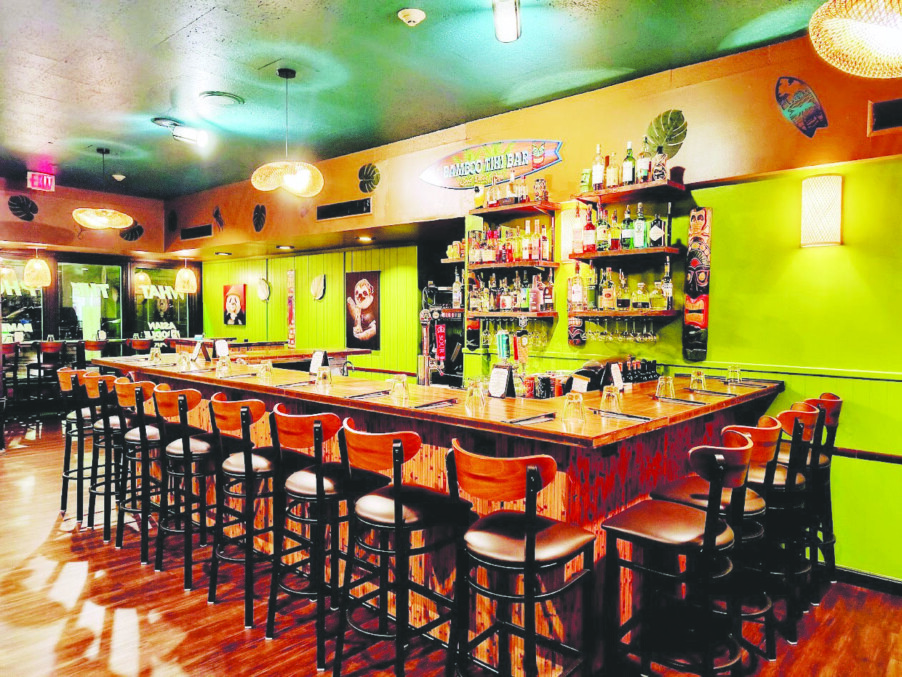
294, 251, 345, 350
202, 258, 268, 342
265, 256, 295, 343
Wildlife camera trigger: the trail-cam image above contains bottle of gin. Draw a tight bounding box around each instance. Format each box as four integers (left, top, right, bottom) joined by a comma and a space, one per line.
544, 270, 554, 309
636, 136, 652, 183
597, 208, 611, 252
522, 220, 533, 262
568, 263, 586, 312
609, 209, 621, 251
632, 202, 647, 249
616, 270, 631, 311
622, 141, 636, 185
605, 153, 619, 189
591, 144, 605, 191
621, 205, 634, 250
648, 210, 666, 248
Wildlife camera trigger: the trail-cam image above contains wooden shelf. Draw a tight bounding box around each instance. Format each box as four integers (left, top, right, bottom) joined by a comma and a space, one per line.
441, 257, 465, 264
569, 246, 682, 262
469, 200, 560, 220
570, 309, 680, 320
574, 179, 687, 206
469, 260, 560, 271
469, 311, 558, 320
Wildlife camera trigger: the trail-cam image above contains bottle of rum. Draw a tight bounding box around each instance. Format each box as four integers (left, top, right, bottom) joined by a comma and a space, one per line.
637, 136, 652, 183
600, 267, 617, 311
591, 144, 605, 191
622, 141, 636, 185
571, 205, 584, 256
609, 209, 621, 251
605, 153, 619, 189
544, 270, 554, 309
540, 224, 550, 261
648, 210, 665, 248
452, 268, 462, 309
597, 208, 611, 252
662, 255, 674, 310
632, 202, 647, 249
651, 145, 669, 181
621, 205, 634, 250
583, 207, 596, 254
616, 270, 631, 311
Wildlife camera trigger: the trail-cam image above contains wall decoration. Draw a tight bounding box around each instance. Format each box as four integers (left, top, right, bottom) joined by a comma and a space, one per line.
775, 76, 828, 138
310, 274, 326, 300
419, 139, 563, 190
213, 205, 225, 231
683, 207, 711, 362
166, 210, 178, 232
358, 163, 381, 192
119, 223, 145, 241
253, 204, 266, 232
224, 284, 246, 326
345, 271, 380, 350
287, 269, 296, 347
646, 110, 687, 159
8, 195, 38, 221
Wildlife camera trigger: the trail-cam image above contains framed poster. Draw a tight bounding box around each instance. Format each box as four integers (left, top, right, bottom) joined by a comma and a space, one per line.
287, 269, 296, 347
345, 271, 380, 350
224, 284, 246, 325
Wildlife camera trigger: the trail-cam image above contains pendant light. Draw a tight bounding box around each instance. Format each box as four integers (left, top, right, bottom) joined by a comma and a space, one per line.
174, 260, 198, 294
72, 148, 135, 230
251, 67, 324, 198
134, 270, 152, 293
809, 0, 902, 78
23, 249, 51, 288
493, 0, 522, 43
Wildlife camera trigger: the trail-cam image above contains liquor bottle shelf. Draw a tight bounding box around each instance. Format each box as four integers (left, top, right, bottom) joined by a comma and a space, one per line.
440, 309, 464, 317
569, 309, 680, 320
440, 257, 465, 264
569, 246, 682, 262
469, 260, 560, 271
469, 311, 558, 320
574, 179, 687, 206
469, 200, 560, 220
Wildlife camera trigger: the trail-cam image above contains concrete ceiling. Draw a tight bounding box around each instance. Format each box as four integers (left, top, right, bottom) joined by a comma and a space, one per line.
0, 0, 823, 201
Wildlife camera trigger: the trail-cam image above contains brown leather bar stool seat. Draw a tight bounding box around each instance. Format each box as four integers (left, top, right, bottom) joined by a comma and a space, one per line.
114, 378, 162, 564
446, 441, 595, 677
58, 367, 93, 523
265, 407, 389, 671
207, 392, 277, 629
602, 430, 753, 677
332, 419, 471, 677
84, 372, 124, 542
153, 385, 218, 590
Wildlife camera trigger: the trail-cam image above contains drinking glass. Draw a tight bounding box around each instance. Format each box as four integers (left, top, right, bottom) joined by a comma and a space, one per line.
177, 352, 191, 372
655, 376, 675, 399
563, 391, 587, 425
47, 334, 55, 342
389, 375, 409, 403
216, 356, 231, 378
727, 364, 742, 384
689, 369, 706, 390
149, 345, 162, 363
600, 385, 622, 413
316, 366, 333, 386
258, 360, 273, 381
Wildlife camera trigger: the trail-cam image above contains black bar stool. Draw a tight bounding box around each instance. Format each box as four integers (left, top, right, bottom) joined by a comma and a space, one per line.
25, 340, 65, 402
57, 367, 92, 523
2, 342, 21, 404
446, 440, 596, 677
332, 418, 471, 677
84, 372, 124, 542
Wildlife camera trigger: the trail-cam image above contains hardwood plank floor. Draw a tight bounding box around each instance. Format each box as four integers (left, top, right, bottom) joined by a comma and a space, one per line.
2, 415, 901, 676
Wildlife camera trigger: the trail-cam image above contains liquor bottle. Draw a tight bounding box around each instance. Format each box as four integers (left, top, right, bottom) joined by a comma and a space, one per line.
518, 273, 529, 311
500, 278, 513, 311
452, 268, 462, 309
507, 170, 517, 203
637, 136, 652, 183
522, 221, 532, 262
632, 202, 647, 249
568, 263, 586, 312
591, 144, 605, 191
631, 282, 650, 309
469, 277, 481, 312
651, 145, 669, 181
586, 267, 597, 310
484, 229, 496, 262
480, 275, 490, 312
601, 267, 617, 311
531, 222, 541, 261
648, 210, 665, 248
536, 275, 546, 311
487, 175, 499, 207
622, 141, 636, 185
650, 280, 667, 310
616, 270, 631, 311
543, 270, 554, 309
505, 228, 514, 262
665, 201, 673, 246
621, 205, 634, 250
662, 256, 674, 310
571, 205, 584, 256
597, 208, 611, 252
609, 209, 621, 251
583, 207, 596, 254
605, 153, 619, 189
529, 275, 542, 312
540, 224, 550, 261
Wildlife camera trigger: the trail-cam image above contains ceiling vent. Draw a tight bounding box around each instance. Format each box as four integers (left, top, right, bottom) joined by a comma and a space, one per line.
317, 197, 372, 221
180, 223, 213, 240
868, 98, 902, 137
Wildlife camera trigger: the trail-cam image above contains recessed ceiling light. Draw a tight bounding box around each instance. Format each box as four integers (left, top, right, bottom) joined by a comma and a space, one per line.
358, 236, 373, 243
398, 8, 426, 26
215, 251, 232, 256
199, 90, 245, 106
276, 245, 294, 250
151, 116, 180, 129
111, 173, 126, 182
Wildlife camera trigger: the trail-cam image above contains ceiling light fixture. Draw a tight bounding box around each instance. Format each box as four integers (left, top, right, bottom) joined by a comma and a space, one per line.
152, 116, 210, 147
358, 236, 373, 243
809, 0, 902, 78
493, 0, 521, 43
276, 245, 294, 250
398, 8, 427, 26
23, 248, 51, 288
251, 67, 324, 198
111, 173, 126, 182
215, 251, 232, 256
72, 148, 135, 231
175, 260, 198, 294
134, 270, 152, 291
0, 263, 18, 288
198, 90, 245, 106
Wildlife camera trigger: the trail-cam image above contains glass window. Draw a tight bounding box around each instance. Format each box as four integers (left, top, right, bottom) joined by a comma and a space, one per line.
134, 267, 191, 340
58, 263, 122, 340
1, 259, 43, 342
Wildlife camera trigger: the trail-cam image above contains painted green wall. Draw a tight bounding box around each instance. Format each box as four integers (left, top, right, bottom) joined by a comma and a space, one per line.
202, 258, 268, 342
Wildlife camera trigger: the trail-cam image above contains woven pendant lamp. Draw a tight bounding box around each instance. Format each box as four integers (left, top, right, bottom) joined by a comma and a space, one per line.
809, 0, 902, 78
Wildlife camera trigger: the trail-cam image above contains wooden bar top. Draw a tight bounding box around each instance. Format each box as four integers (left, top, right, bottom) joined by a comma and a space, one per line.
95, 355, 783, 450
161, 343, 370, 364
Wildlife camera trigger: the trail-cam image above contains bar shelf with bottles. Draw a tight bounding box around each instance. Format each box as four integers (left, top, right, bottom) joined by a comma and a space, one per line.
569, 308, 680, 319
573, 178, 687, 206
469, 200, 560, 220
469, 310, 558, 320
569, 245, 682, 263
469, 260, 560, 271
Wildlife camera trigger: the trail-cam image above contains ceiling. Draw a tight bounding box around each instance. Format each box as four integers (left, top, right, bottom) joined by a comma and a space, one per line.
0, 0, 823, 201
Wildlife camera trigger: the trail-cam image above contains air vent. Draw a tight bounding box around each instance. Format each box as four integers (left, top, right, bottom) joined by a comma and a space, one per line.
180, 223, 213, 240
317, 197, 372, 221
868, 98, 902, 136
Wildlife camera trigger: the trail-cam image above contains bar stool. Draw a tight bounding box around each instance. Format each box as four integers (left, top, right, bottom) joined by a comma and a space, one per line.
446, 440, 595, 677
651, 416, 783, 662
265, 406, 389, 669
74, 339, 109, 370
2, 342, 20, 403
332, 418, 471, 677
206, 392, 277, 628
128, 338, 153, 356
114, 377, 162, 564
153, 385, 217, 590
26, 340, 65, 401
84, 372, 125, 542
602, 429, 753, 676
58, 367, 92, 523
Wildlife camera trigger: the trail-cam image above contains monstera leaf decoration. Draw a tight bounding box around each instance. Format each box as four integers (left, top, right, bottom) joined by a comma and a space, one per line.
120, 223, 145, 241
252, 204, 266, 233
213, 206, 224, 231
8, 195, 38, 222
646, 110, 687, 159
358, 163, 380, 193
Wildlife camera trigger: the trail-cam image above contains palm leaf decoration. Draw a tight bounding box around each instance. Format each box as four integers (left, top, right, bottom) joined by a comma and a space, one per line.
646, 110, 687, 159
213, 206, 224, 231
358, 163, 380, 193
253, 205, 266, 233
8, 195, 38, 221
120, 223, 144, 241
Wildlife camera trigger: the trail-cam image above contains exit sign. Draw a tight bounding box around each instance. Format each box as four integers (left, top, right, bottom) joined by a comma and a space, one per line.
27, 171, 55, 192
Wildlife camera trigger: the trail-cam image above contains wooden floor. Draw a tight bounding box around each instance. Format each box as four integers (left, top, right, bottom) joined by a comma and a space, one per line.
2, 414, 901, 677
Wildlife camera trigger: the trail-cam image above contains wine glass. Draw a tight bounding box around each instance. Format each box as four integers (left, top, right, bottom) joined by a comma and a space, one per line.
604, 318, 615, 343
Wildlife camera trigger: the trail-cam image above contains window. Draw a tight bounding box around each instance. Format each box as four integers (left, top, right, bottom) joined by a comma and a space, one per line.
133, 267, 191, 339
58, 263, 123, 340
1, 259, 43, 342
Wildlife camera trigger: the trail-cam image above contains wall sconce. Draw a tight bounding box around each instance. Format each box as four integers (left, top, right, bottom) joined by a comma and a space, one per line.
801, 175, 843, 247
493, 0, 521, 43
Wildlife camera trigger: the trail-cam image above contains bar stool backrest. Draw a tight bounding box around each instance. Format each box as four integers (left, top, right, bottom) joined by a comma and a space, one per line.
806, 393, 842, 446
129, 338, 153, 353
782, 402, 820, 442
449, 438, 556, 502
723, 415, 781, 466
271, 403, 341, 451
84, 340, 108, 352
83, 373, 117, 401
39, 341, 65, 366
2, 342, 18, 358
341, 417, 421, 474
57, 367, 89, 393
689, 429, 753, 489
209, 392, 266, 434
114, 378, 156, 409
153, 385, 199, 419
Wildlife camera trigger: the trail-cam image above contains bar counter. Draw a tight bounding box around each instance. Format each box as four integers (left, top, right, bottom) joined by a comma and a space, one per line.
163, 340, 371, 364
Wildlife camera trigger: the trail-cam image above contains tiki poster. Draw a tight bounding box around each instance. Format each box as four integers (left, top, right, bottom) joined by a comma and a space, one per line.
345, 271, 380, 350
683, 207, 711, 362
